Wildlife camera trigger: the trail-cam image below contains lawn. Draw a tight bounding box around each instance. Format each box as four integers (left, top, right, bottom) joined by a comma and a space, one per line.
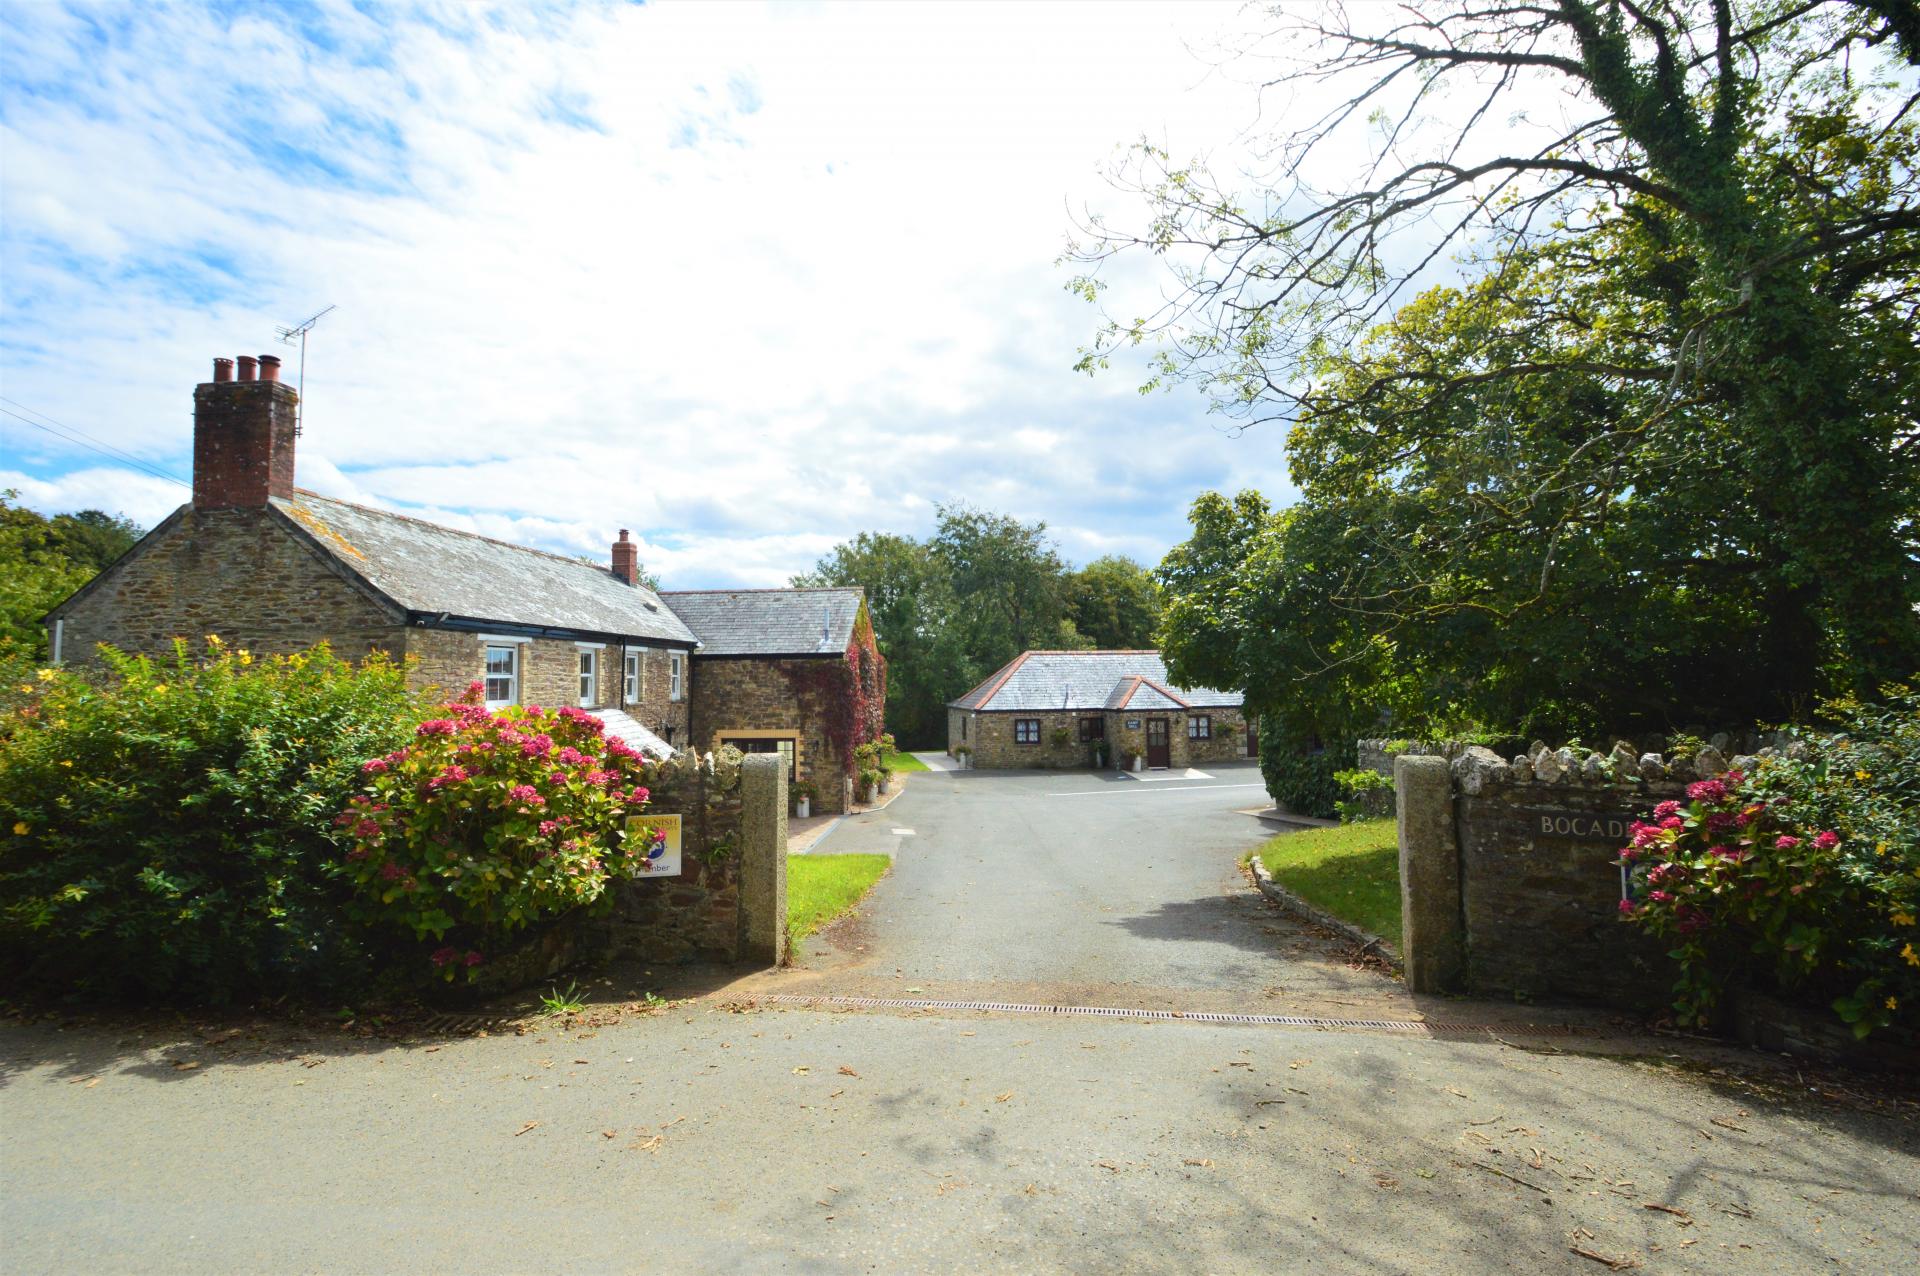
787, 853, 891, 945
883, 749, 929, 772
1251, 818, 1401, 942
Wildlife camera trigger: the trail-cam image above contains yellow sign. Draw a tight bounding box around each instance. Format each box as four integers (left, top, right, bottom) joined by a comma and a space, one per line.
625, 814, 683, 877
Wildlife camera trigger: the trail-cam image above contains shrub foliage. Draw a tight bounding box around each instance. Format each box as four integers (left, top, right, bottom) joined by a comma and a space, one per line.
1621, 689, 1920, 1038
336, 686, 662, 977
0, 639, 422, 1000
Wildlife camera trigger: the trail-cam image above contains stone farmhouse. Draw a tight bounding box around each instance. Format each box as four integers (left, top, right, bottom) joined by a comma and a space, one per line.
947, 650, 1252, 770
44, 353, 884, 813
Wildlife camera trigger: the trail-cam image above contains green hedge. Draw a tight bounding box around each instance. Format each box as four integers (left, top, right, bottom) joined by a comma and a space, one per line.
1258, 717, 1355, 819
0, 639, 424, 1002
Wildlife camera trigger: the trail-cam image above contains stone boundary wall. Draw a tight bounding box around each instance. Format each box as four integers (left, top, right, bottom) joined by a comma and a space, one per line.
598, 748, 785, 965
1397, 738, 1792, 1008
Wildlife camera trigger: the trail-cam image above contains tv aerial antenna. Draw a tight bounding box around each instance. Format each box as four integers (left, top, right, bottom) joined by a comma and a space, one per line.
276, 304, 336, 436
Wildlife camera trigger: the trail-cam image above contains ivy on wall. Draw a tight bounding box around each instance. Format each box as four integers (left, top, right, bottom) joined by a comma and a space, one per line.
775, 599, 888, 776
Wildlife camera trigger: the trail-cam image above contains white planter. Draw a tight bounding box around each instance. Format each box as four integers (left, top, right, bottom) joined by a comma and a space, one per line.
1132, 756, 1144, 773
796, 797, 810, 819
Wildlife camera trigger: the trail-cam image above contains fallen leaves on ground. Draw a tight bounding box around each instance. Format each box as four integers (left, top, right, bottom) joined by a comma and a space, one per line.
1184, 1158, 1214, 1168
171, 1061, 199, 1071
995, 1091, 1013, 1102
514, 1121, 540, 1137
838, 1065, 859, 1077
1569, 1244, 1641, 1270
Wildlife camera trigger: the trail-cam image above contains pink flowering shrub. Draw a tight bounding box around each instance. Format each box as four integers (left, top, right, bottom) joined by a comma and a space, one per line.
337, 683, 665, 978
1619, 692, 1920, 1038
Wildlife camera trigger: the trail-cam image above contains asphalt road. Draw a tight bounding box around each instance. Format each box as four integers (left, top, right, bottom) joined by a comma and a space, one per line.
5, 765, 1915, 1273
781, 763, 1408, 1015
3, 1004, 1914, 1274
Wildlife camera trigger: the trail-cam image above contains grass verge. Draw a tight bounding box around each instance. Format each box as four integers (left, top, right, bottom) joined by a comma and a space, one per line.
1249, 818, 1400, 941
787, 853, 891, 946
883, 749, 930, 773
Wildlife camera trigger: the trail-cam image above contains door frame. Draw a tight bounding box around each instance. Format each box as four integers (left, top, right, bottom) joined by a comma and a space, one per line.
1144, 717, 1172, 769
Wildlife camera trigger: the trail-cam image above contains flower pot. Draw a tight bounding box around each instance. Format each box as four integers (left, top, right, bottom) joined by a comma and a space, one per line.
796, 797, 810, 819
1132, 756, 1144, 773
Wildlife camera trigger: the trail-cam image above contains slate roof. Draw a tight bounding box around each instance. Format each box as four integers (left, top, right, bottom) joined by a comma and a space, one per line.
272, 491, 696, 644
950, 651, 1243, 712
658, 588, 865, 657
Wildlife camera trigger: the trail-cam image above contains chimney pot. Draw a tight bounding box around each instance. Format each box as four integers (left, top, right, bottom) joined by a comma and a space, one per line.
193, 349, 298, 509
611, 530, 640, 586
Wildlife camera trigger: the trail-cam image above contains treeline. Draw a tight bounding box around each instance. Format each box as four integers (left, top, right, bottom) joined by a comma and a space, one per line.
794, 504, 1159, 748
0, 492, 141, 656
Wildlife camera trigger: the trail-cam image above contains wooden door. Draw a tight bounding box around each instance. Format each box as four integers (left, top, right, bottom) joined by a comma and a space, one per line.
1145, 718, 1171, 769
1245, 720, 1258, 758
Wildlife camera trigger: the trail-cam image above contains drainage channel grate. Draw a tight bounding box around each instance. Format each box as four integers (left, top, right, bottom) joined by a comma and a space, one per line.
763, 994, 1585, 1038
413, 1013, 502, 1035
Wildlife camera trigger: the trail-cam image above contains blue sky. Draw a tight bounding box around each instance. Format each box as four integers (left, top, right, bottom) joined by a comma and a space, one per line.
0, 0, 1296, 585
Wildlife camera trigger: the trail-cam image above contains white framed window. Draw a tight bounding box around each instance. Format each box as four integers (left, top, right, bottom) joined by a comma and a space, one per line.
623, 650, 641, 703
1188, 714, 1211, 740
669, 651, 684, 701
577, 649, 597, 706
484, 644, 518, 709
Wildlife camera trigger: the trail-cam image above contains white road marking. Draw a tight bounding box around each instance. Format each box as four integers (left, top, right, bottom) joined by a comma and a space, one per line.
1043, 783, 1268, 798
1123, 767, 1214, 782
891, 828, 915, 836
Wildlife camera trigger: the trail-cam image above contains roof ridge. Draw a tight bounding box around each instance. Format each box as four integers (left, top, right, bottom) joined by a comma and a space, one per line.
1134, 676, 1193, 709
969, 651, 1033, 710
287, 489, 641, 583
659, 586, 862, 596
1019, 648, 1162, 656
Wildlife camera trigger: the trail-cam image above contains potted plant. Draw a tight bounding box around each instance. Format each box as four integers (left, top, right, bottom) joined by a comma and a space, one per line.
1127, 750, 1144, 773
1090, 742, 1108, 769
1050, 726, 1072, 748
791, 781, 818, 820
954, 744, 973, 770
858, 767, 881, 804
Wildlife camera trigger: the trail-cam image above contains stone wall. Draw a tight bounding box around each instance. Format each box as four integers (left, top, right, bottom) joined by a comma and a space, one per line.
691, 655, 853, 813
951, 706, 1252, 770
50, 507, 403, 665
1397, 740, 1728, 1007
600, 748, 746, 962
956, 709, 1105, 769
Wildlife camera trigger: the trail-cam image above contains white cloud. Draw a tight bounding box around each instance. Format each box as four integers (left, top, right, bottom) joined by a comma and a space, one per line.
0, 0, 1297, 585
0, 467, 187, 527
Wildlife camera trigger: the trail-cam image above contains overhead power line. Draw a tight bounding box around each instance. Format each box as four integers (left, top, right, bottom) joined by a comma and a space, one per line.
0, 397, 191, 489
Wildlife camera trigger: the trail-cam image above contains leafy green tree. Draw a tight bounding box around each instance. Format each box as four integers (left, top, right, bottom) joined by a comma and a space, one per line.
795, 531, 971, 748
0, 492, 141, 658
1076, 1, 1920, 732
798, 509, 1091, 748
930, 503, 1069, 662
1064, 555, 1160, 650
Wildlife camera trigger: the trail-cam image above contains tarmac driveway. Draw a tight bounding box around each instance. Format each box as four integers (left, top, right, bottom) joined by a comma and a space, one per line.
779, 763, 1409, 1015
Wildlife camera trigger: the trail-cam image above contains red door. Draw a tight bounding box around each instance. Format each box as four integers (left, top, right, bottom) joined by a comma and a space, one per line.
1145, 718, 1171, 769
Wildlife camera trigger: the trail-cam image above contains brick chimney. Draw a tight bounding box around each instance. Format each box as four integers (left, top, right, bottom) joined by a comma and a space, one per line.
611, 529, 639, 586
193, 353, 299, 509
